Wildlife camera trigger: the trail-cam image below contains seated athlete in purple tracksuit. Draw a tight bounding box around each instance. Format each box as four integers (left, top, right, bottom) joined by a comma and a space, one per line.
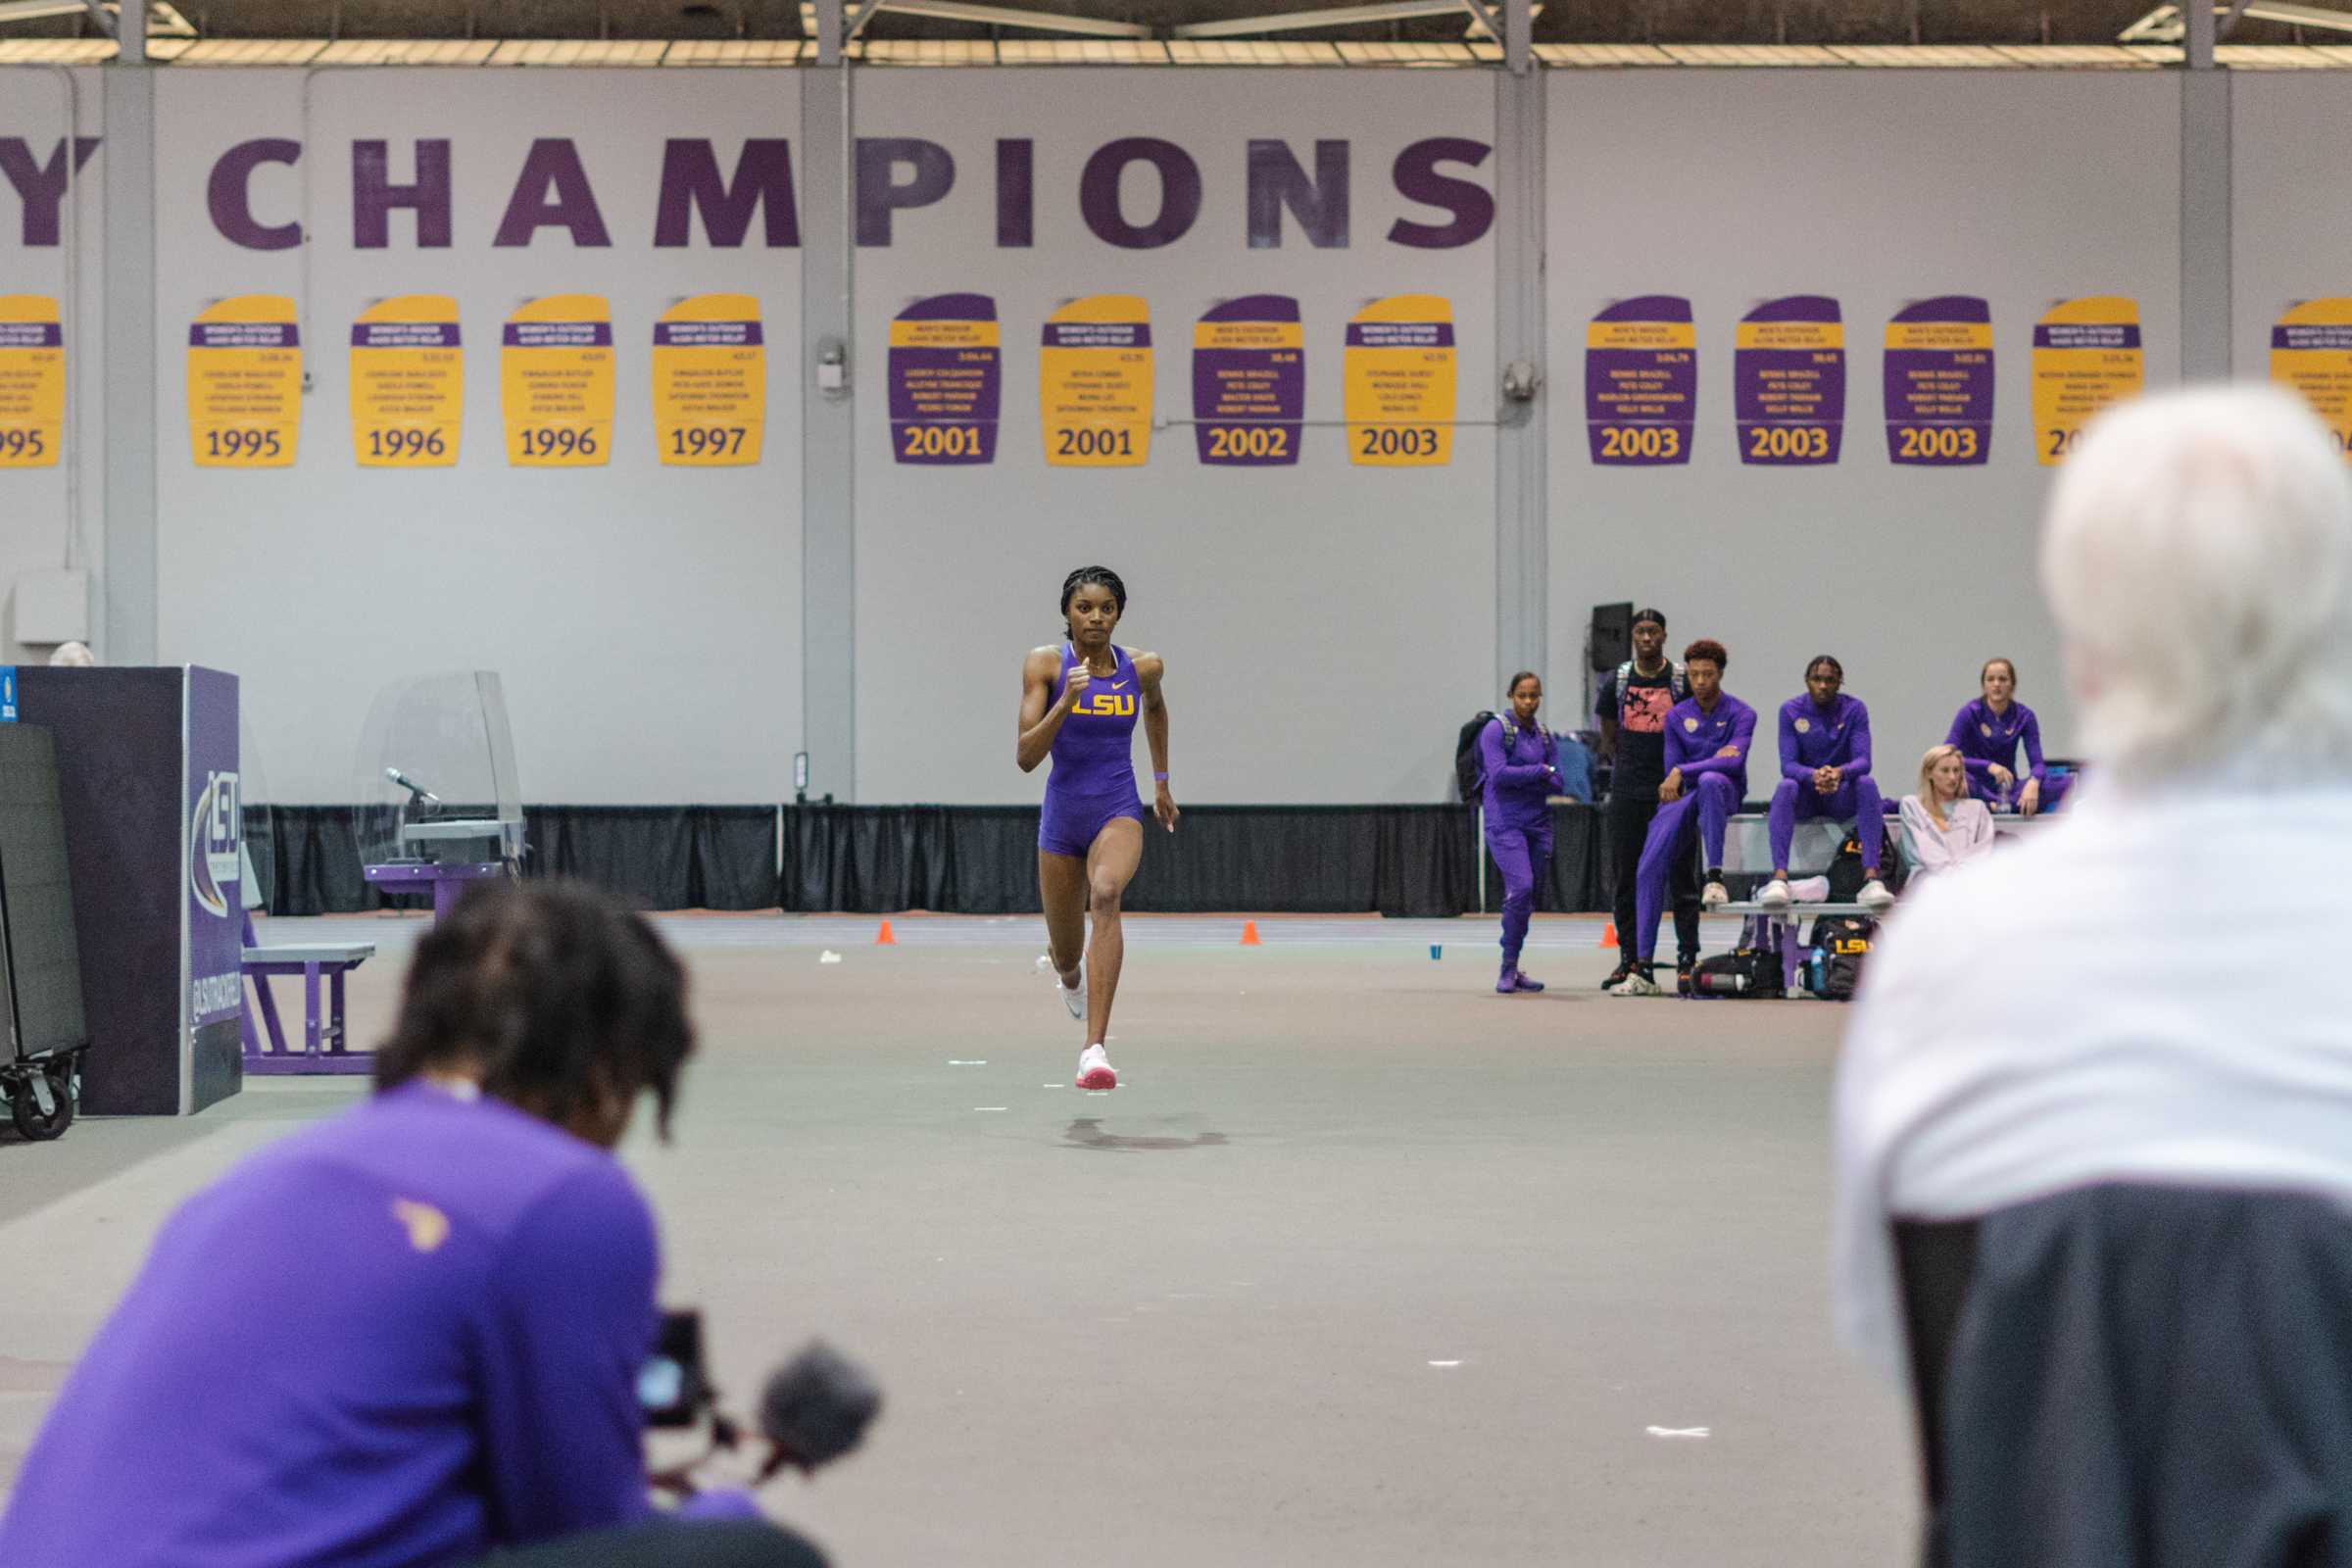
1946, 657, 2071, 815
1017, 565, 1178, 1093
1611, 640, 1754, 996
1482, 671, 1565, 995
1760, 655, 1893, 916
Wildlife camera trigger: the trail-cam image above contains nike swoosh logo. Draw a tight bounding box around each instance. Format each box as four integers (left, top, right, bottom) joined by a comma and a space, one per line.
1109, 681, 1128, 691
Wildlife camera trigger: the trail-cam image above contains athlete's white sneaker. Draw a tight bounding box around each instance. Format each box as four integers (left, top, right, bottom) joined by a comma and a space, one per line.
1700, 880, 1729, 911
1606, 967, 1664, 997
1758, 878, 1792, 913
1075, 1043, 1118, 1091
1057, 960, 1086, 1020
1859, 879, 1895, 915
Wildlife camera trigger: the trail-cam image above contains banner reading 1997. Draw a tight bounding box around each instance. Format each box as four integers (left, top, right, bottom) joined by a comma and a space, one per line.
2030, 297, 2141, 466
350, 295, 462, 467
890, 293, 1000, 466
653, 294, 764, 467
1344, 295, 1454, 467
1586, 295, 1694, 466
502, 295, 614, 467
1736, 295, 1843, 466
1884, 296, 1992, 466
1193, 295, 1303, 466
2271, 299, 2352, 462
0, 294, 63, 468
187, 295, 301, 468
1041, 296, 1152, 467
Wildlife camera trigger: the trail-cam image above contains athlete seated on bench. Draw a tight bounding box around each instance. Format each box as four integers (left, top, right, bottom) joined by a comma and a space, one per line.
1759, 655, 1892, 917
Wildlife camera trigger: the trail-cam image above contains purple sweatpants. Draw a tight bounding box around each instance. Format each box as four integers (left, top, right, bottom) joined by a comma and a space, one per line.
1967, 770, 2073, 814
1633, 774, 1738, 961
1488, 823, 1551, 966
1768, 773, 1886, 875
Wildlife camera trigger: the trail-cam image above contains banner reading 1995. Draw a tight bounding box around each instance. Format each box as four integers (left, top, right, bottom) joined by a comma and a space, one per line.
350, 295, 462, 467
653, 294, 764, 467
1884, 296, 1992, 466
1586, 295, 1694, 466
2030, 297, 2141, 466
1736, 295, 1843, 466
890, 293, 1000, 466
2271, 299, 2352, 462
187, 295, 301, 468
1193, 295, 1303, 466
0, 294, 63, 468
1344, 295, 1454, 467
1041, 296, 1152, 467
502, 294, 613, 467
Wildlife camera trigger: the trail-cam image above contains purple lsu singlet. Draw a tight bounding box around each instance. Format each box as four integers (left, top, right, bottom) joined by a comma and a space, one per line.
1048, 643, 1142, 799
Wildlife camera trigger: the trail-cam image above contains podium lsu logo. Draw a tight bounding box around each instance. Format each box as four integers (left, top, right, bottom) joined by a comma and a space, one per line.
190, 769, 241, 919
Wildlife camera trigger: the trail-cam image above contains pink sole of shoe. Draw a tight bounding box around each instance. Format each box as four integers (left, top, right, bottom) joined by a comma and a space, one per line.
1075, 1067, 1118, 1091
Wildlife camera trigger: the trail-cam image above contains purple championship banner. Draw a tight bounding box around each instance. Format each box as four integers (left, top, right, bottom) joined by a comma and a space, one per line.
1884, 296, 1993, 466
889, 293, 1001, 466
1735, 295, 1844, 466
1585, 295, 1695, 466
1192, 295, 1304, 466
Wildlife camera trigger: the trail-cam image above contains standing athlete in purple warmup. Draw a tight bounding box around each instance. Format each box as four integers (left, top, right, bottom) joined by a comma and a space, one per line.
1610, 640, 1754, 997
1481, 671, 1566, 995
1018, 566, 1178, 1092
1945, 657, 2071, 815
1759, 655, 1894, 916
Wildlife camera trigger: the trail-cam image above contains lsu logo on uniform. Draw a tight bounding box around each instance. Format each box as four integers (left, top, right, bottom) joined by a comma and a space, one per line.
1073, 693, 1136, 717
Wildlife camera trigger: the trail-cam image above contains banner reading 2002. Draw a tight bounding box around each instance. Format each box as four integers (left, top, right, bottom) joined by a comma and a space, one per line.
1040, 296, 1152, 467
502, 295, 613, 467
187, 295, 301, 468
1193, 295, 1303, 466
0, 294, 63, 468
1344, 295, 1454, 467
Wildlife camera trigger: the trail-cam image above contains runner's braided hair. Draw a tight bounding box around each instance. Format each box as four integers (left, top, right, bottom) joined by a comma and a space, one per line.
1060, 565, 1128, 636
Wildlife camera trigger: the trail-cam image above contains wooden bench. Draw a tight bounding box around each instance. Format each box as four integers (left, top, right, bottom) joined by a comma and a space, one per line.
238, 845, 377, 1076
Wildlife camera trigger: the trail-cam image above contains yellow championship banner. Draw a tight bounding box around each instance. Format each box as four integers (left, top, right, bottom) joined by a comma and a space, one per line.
1344, 294, 1455, 466
0, 295, 64, 468
501, 294, 613, 467
350, 295, 462, 467
187, 295, 301, 468
653, 294, 764, 467
2271, 299, 2352, 463
1040, 295, 1152, 467
2029, 297, 2142, 467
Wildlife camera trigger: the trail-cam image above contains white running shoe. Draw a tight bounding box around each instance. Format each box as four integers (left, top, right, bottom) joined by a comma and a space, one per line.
1758, 878, 1792, 913
1859, 879, 1895, 915
1700, 880, 1729, 911
1057, 960, 1086, 1020
1606, 967, 1664, 997
1075, 1042, 1118, 1091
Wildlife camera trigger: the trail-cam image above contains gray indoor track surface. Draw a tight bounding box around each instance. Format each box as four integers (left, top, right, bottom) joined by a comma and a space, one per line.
0, 912, 1917, 1566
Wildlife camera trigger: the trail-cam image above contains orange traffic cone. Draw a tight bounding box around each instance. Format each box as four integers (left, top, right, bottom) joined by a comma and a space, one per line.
1598, 922, 1618, 949
1240, 919, 1261, 947
875, 919, 897, 945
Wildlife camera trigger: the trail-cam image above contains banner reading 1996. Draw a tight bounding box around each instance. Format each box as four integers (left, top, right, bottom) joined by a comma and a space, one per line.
890, 293, 1000, 466
653, 294, 764, 467
2271, 299, 2352, 462
2030, 297, 2141, 466
187, 295, 301, 468
1586, 295, 1694, 466
1344, 295, 1454, 467
0, 295, 63, 468
1884, 296, 1992, 466
350, 295, 462, 467
502, 294, 613, 467
1193, 295, 1303, 466
1736, 295, 1843, 466
1041, 296, 1152, 467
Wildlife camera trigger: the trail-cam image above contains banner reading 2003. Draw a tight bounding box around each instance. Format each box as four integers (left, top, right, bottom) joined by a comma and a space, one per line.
653, 294, 764, 467
1586, 295, 1694, 466
2030, 297, 2141, 466
350, 294, 462, 467
1040, 296, 1152, 467
1884, 296, 1992, 466
1344, 295, 1454, 467
2271, 299, 2352, 463
1736, 295, 1843, 466
187, 295, 301, 468
0, 294, 63, 468
502, 295, 613, 467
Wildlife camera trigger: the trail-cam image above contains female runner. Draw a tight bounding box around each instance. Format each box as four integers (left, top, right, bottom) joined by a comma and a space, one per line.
1017, 566, 1178, 1090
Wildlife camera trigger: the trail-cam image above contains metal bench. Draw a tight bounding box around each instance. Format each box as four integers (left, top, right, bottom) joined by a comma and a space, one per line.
238, 845, 377, 1075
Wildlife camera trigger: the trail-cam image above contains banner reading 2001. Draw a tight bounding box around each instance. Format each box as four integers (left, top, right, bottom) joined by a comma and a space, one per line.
502, 295, 613, 467
2030, 297, 2141, 466
1344, 295, 1454, 467
1040, 296, 1152, 467
187, 295, 301, 468
890, 293, 1000, 466
350, 295, 462, 467
1736, 295, 1843, 466
0, 295, 63, 468
653, 294, 764, 467
2271, 299, 2352, 463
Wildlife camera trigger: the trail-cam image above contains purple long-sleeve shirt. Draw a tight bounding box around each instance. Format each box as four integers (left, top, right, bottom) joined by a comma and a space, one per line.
1479, 716, 1560, 830
1778, 693, 1873, 784
0, 1082, 728, 1568
1945, 698, 2047, 785
1664, 692, 1756, 799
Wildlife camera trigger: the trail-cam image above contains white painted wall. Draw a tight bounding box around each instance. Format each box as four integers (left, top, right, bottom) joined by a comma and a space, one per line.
2232, 74, 2352, 390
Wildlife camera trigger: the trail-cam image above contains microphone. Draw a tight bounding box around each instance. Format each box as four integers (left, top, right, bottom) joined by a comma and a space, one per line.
384, 766, 441, 807
757, 1342, 881, 1478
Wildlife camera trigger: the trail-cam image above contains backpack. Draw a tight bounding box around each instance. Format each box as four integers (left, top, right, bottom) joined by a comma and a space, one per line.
1825, 826, 1905, 902
1454, 712, 1527, 802
1690, 914, 1787, 999
1802, 914, 1878, 1002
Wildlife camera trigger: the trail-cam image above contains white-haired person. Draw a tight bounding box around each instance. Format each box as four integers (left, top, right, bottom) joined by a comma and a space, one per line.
1896, 744, 1995, 881
1834, 385, 2352, 1563
47, 640, 93, 666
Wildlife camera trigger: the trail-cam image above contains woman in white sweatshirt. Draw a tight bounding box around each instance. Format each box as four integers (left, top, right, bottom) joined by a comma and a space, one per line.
1898, 744, 1994, 879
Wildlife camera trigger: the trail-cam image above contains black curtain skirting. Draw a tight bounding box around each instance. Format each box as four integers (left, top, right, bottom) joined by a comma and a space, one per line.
256, 804, 1610, 918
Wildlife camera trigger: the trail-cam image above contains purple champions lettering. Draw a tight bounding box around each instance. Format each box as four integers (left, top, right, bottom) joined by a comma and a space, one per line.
1387, 138, 1493, 250
209, 138, 304, 252
1079, 138, 1202, 250
1193, 295, 1303, 466
889, 293, 1000, 466
856, 138, 955, 247
1884, 296, 1993, 466
492, 139, 612, 248
1586, 295, 1695, 466
1246, 141, 1348, 251
0, 137, 101, 248
353, 140, 452, 249
1735, 294, 1844, 466
656, 139, 799, 248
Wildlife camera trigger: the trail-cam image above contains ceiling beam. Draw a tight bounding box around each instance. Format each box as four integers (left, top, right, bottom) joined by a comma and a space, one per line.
1174, 1, 1471, 38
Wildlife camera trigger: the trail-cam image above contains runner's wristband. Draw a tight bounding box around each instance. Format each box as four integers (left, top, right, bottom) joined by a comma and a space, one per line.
1153, 772, 1169, 781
